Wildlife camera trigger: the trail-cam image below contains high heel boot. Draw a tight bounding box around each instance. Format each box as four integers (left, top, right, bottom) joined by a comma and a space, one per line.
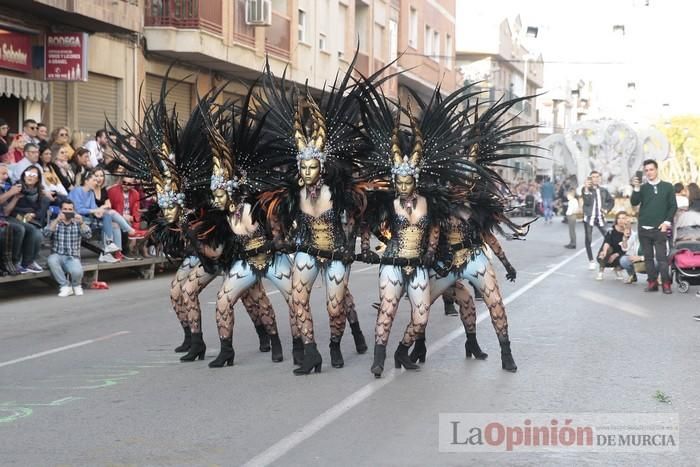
180, 332, 206, 361
174, 326, 192, 353
292, 337, 304, 366
465, 332, 488, 360
498, 335, 517, 372
293, 343, 322, 375
270, 334, 283, 362
349, 321, 368, 354
209, 338, 234, 368
370, 344, 386, 378
329, 336, 344, 368
409, 336, 427, 363
394, 342, 420, 370
255, 325, 271, 352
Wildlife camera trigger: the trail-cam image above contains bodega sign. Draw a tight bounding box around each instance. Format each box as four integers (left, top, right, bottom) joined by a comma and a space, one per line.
0, 30, 31, 73
45, 33, 88, 81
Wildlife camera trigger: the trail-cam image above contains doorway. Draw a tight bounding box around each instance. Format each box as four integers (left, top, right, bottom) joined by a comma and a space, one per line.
0, 95, 21, 136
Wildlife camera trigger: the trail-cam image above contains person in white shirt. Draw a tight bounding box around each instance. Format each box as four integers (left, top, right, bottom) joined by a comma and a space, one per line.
10, 143, 42, 183
84, 129, 109, 169
674, 182, 689, 211
564, 189, 579, 249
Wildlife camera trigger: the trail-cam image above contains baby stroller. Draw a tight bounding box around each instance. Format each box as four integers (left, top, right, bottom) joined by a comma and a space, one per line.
670, 236, 700, 293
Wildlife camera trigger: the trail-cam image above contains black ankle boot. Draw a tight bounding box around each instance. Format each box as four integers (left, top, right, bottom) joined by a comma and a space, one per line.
180, 332, 206, 362
209, 338, 234, 368
270, 334, 283, 362
329, 336, 344, 368
498, 335, 517, 372
292, 337, 304, 366
394, 342, 420, 370
443, 299, 458, 316
255, 325, 271, 352
349, 321, 368, 354
174, 326, 192, 353
409, 337, 427, 363
371, 344, 386, 378
465, 332, 488, 360
293, 343, 322, 375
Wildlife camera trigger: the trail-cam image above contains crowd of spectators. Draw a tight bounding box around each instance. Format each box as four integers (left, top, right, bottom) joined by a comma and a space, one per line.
0, 118, 154, 296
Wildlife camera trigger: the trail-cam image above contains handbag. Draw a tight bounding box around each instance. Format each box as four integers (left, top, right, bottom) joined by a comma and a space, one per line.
633, 261, 646, 273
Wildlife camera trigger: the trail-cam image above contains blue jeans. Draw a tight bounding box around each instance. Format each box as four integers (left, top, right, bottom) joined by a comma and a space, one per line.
89, 211, 132, 250
47, 253, 84, 287
543, 198, 554, 222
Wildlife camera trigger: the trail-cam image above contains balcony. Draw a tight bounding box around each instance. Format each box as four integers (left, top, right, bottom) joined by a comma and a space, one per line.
233, 0, 255, 47
355, 52, 370, 76
145, 0, 223, 36
265, 11, 291, 59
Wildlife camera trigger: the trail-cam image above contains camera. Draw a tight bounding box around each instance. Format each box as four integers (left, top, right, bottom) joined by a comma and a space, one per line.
63, 211, 75, 221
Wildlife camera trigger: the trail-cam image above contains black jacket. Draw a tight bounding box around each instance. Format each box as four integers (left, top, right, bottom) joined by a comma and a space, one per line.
581, 186, 614, 219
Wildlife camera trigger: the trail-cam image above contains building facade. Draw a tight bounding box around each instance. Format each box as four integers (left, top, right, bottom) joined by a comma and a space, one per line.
456, 14, 543, 181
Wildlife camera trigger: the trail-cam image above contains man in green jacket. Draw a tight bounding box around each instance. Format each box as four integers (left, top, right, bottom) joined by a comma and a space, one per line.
630, 159, 677, 294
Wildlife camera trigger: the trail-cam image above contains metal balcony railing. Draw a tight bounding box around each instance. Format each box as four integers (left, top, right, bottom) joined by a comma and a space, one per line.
145, 0, 223, 36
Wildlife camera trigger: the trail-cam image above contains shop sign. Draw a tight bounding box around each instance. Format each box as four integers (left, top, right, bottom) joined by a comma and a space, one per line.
0, 29, 32, 73
45, 32, 88, 81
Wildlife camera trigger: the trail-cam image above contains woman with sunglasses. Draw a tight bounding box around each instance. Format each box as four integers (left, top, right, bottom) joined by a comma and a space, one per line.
3, 166, 50, 273
49, 126, 75, 160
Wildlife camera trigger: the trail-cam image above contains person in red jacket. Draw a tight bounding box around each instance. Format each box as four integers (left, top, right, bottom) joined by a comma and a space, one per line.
107, 175, 145, 257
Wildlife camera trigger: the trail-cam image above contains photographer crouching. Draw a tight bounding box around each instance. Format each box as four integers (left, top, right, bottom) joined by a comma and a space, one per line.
43, 199, 91, 297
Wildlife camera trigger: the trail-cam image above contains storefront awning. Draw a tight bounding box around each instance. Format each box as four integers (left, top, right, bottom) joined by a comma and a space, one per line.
0, 75, 49, 102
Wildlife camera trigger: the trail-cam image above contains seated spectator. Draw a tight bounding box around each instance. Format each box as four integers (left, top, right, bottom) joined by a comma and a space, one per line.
49, 126, 74, 160
68, 170, 140, 262
0, 118, 10, 163
71, 148, 91, 188
107, 173, 146, 257
9, 119, 40, 163
43, 199, 91, 297
92, 167, 111, 208
71, 130, 86, 154
3, 165, 50, 273
0, 163, 24, 275
10, 143, 41, 182
674, 182, 689, 211
84, 130, 109, 169
38, 143, 68, 201
50, 143, 76, 192
37, 123, 48, 144
596, 212, 628, 281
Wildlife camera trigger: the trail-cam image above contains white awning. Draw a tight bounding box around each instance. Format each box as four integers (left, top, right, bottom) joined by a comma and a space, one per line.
0, 75, 49, 102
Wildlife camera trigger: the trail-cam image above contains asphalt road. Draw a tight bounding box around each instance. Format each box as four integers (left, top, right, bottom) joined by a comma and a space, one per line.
1, 218, 698, 466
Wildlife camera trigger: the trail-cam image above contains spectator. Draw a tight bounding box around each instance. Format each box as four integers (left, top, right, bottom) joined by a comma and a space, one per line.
4, 165, 50, 273
0, 118, 10, 163
540, 176, 555, 224
564, 189, 579, 249
620, 217, 644, 284
10, 143, 41, 183
50, 144, 76, 193
39, 144, 68, 199
581, 171, 614, 270
70, 147, 91, 188
9, 119, 40, 162
37, 123, 49, 144
0, 163, 24, 275
108, 173, 144, 257
49, 126, 74, 160
674, 182, 689, 211
43, 199, 91, 297
71, 130, 86, 153
596, 212, 627, 281
631, 159, 677, 294
687, 183, 700, 211
92, 167, 111, 208
84, 130, 109, 169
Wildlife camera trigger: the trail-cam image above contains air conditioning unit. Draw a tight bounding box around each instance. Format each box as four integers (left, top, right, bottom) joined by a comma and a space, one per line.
245, 0, 272, 26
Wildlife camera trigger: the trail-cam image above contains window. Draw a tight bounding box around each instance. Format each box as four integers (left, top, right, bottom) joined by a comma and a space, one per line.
298, 9, 307, 43
389, 19, 398, 62
432, 30, 440, 62
374, 24, 385, 61
319, 33, 328, 52
445, 33, 453, 68
408, 7, 418, 48
424, 25, 432, 56
338, 5, 348, 57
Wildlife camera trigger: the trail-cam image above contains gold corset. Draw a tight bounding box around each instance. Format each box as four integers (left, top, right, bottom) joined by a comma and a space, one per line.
310, 218, 333, 251
397, 225, 423, 258
243, 235, 268, 271
447, 225, 469, 267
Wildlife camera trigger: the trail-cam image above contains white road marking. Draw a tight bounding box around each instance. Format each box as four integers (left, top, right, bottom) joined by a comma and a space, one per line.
0, 331, 130, 369
241, 247, 589, 467
577, 290, 650, 318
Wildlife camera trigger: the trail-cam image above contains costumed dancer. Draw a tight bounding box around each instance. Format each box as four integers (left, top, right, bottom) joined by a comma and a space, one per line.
257, 60, 370, 375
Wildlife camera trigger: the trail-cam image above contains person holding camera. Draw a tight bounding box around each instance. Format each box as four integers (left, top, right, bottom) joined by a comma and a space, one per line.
43, 200, 91, 297
3, 166, 50, 273
595, 212, 628, 281
631, 159, 677, 294
581, 171, 614, 270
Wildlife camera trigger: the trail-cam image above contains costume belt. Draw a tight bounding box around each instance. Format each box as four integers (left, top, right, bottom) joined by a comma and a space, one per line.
296, 244, 353, 263
354, 254, 422, 267
239, 241, 273, 259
